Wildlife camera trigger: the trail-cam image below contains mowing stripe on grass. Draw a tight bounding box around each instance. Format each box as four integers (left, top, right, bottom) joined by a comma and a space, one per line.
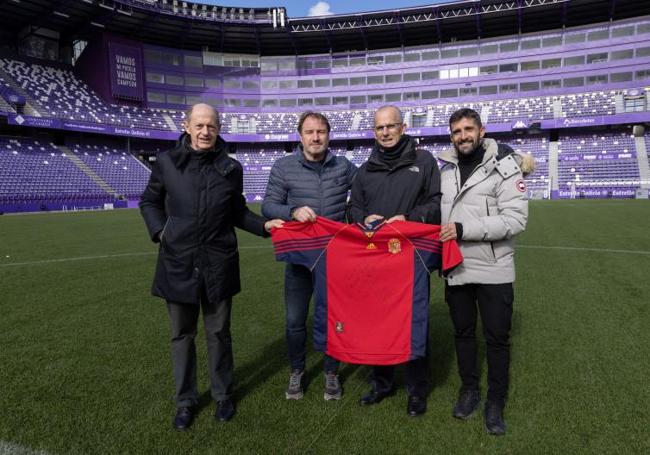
2, 243, 649, 268
0, 441, 50, 455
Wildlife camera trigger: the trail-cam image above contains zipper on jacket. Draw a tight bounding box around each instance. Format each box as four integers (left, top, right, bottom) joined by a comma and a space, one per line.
486, 198, 497, 262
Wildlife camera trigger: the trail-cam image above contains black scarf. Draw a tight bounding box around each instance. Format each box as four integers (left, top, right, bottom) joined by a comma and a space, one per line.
458, 143, 485, 186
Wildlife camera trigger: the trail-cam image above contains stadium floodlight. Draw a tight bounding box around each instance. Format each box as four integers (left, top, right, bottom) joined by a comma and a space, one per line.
90, 21, 105, 28
53, 10, 70, 18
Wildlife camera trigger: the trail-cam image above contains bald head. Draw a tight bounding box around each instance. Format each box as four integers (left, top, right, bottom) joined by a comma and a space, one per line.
374, 105, 406, 149
183, 103, 221, 151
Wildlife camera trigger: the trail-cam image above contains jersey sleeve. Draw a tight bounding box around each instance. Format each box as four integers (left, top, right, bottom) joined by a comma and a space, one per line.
270, 217, 336, 270
387, 221, 463, 273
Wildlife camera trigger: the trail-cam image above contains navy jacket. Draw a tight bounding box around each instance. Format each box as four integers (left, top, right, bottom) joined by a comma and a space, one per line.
262, 147, 356, 222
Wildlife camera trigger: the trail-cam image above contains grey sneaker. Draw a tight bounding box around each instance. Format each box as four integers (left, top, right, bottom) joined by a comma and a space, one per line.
323, 372, 342, 401
285, 369, 304, 400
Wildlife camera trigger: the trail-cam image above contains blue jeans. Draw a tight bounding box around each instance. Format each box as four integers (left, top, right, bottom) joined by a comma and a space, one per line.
285, 263, 339, 372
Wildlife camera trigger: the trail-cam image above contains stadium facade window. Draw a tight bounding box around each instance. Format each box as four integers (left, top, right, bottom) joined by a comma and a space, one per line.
298, 98, 313, 106
186, 96, 202, 105
146, 73, 164, 84
242, 80, 259, 90
498, 84, 517, 93
332, 78, 348, 87
332, 58, 348, 68
404, 92, 420, 101
202, 51, 223, 67
385, 54, 402, 64
224, 79, 241, 89
163, 54, 182, 66
297, 80, 313, 88
225, 99, 241, 107
314, 60, 330, 69
315, 79, 331, 87
411, 113, 426, 128
279, 80, 297, 89
637, 23, 650, 34
542, 58, 561, 69
587, 29, 609, 41
636, 47, 650, 58
441, 49, 459, 59
262, 99, 278, 108
147, 92, 165, 103
367, 75, 384, 84
564, 56, 585, 66
185, 77, 204, 87
167, 94, 185, 104
278, 59, 296, 71
422, 51, 439, 60
368, 94, 384, 104
205, 78, 221, 88
404, 53, 421, 62
367, 56, 384, 65
459, 87, 477, 96
350, 77, 366, 85
611, 26, 634, 38
350, 96, 366, 104
459, 47, 478, 57
563, 77, 584, 87
333, 96, 348, 105
166, 75, 184, 85
480, 65, 498, 75
565, 33, 586, 44
144, 49, 162, 65
635, 69, 650, 80
624, 97, 645, 112
521, 61, 540, 71
520, 81, 539, 91
611, 49, 633, 61
499, 63, 518, 73
500, 42, 518, 52
242, 60, 259, 68
184, 55, 203, 68
610, 72, 633, 83
421, 90, 439, 99
542, 79, 561, 89
260, 61, 278, 73
521, 39, 540, 50
542, 36, 562, 48
480, 44, 498, 55
223, 60, 240, 67
386, 93, 401, 102
441, 89, 458, 98
479, 86, 497, 95
386, 74, 402, 83
421, 71, 439, 80
261, 80, 278, 90
404, 73, 421, 82
350, 57, 365, 66
586, 53, 608, 64
315, 97, 331, 106
280, 99, 296, 107
587, 75, 608, 85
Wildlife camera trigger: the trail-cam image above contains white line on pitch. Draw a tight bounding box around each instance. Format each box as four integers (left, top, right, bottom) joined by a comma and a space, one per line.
0, 441, 50, 455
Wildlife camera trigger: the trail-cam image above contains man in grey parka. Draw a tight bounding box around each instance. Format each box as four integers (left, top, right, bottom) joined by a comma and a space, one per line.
438, 108, 529, 436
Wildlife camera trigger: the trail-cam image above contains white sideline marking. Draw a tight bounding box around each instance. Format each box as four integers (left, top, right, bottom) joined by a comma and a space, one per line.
0, 441, 50, 455
2, 244, 649, 268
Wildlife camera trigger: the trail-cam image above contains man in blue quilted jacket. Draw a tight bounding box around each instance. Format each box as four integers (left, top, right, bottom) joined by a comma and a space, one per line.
262, 111, 356, 401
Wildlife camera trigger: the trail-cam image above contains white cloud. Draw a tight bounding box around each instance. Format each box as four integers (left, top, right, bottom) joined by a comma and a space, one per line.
308, 1, 334, 16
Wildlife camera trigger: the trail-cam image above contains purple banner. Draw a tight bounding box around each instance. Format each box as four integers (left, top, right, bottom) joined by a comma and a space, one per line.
8, 114, 62, 129
557, 188, 636, 199
541, 112, 650, 129
109, 42, 144, 100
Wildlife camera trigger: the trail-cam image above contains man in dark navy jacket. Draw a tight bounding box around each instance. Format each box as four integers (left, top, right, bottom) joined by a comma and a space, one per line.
140, 103, 282, 430
349, 105, 442, 417
262, 112, 356, 401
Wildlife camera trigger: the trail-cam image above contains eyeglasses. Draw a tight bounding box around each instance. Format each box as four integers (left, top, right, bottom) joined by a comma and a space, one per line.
374, 123, 403, 133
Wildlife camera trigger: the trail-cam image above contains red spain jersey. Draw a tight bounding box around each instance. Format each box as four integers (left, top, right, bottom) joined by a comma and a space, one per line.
271, 217, 463, 365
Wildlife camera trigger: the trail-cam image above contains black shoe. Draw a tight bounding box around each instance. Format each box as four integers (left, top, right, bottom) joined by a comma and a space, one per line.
215, 399, 235, 422
484, 401, 506, 435
407, 395, 427, 417
358, 388, 393, 406
173, 407, 194, 431
453, 389, 481, 420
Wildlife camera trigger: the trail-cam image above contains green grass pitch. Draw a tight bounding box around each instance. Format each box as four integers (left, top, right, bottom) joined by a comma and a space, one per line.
0, 200, 648, 454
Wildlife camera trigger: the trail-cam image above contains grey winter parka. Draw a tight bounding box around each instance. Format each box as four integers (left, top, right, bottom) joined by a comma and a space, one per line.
438, 138, 528, 285
261, 147, 356, 221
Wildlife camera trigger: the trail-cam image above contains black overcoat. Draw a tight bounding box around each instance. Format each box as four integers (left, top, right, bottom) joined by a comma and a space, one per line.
140, 135, 267, 304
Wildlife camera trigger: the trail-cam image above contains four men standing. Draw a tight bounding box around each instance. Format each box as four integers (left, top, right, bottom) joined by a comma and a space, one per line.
141, 104, 528, 435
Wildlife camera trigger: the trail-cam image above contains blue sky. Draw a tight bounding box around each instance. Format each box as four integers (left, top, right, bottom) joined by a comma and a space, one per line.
201, 0, 454, 18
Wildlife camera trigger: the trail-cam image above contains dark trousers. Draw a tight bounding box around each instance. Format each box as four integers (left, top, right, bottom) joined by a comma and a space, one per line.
285, 263, 339, 373
167, 290, 233, 407
371, 355, 430, 398
445, 282, 514, 405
